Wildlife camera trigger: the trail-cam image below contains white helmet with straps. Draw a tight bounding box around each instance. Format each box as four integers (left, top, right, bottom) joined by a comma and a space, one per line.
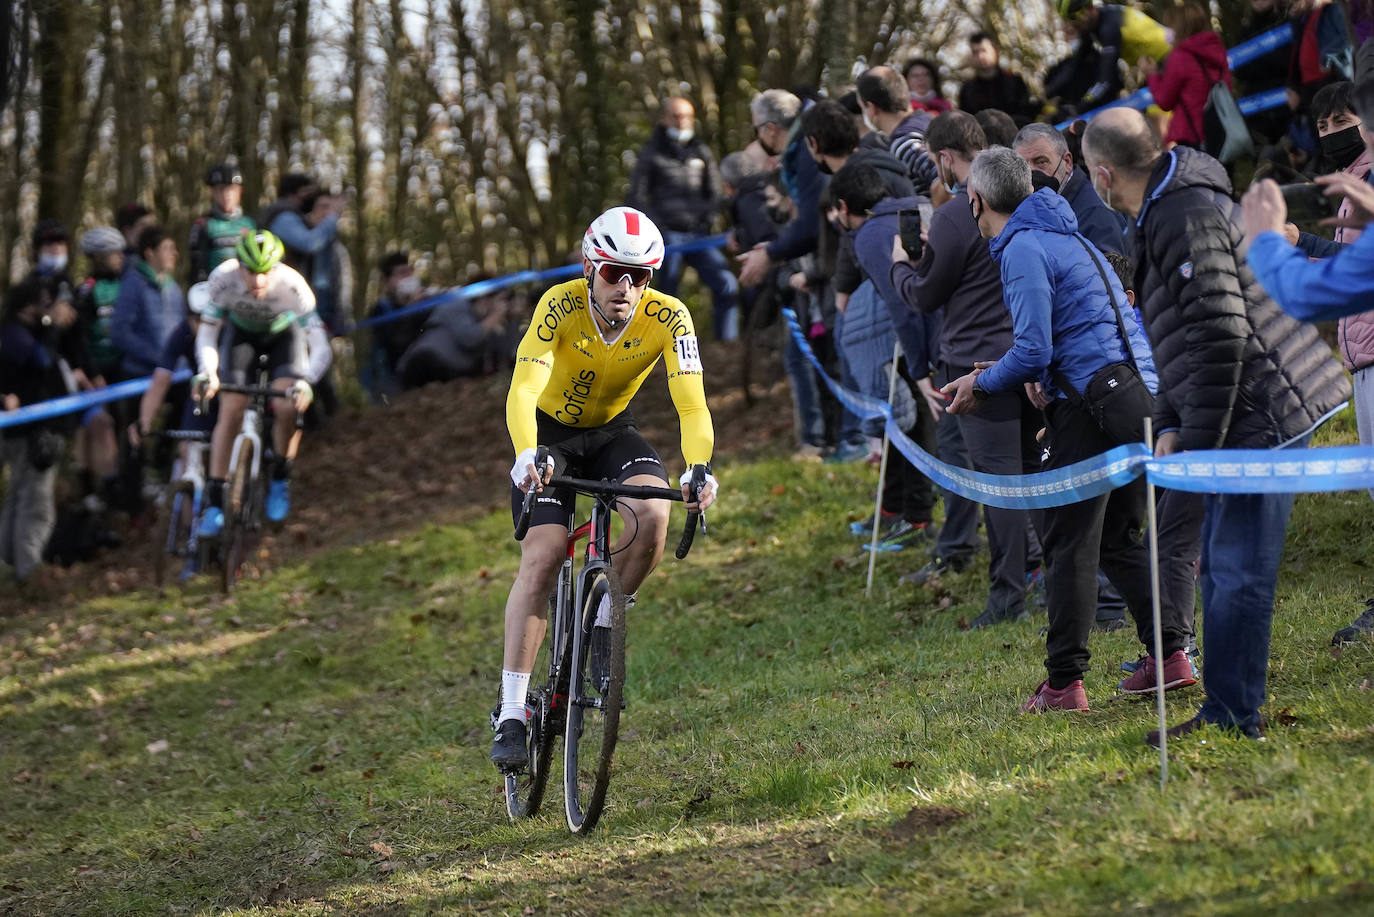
581, 206, 665, 269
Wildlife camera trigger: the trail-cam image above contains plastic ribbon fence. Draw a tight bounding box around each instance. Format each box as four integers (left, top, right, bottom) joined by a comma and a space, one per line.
782, 308, 1374, 508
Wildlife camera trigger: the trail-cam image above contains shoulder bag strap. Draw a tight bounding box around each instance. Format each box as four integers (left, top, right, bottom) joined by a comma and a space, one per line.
1072, 233, 1138, 372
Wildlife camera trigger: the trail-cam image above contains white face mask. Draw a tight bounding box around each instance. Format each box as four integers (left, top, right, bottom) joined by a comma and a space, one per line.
396, 275, 421, 298
1092, 169, 1113, 210
37, 252, 68, 274
862, 107, 879, 134
666, 126, 694, 143
939, 155, 959, 196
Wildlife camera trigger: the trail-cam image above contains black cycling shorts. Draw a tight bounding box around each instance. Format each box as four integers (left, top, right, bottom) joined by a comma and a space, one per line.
510, 410, 668, 530
219, 323, 305, 386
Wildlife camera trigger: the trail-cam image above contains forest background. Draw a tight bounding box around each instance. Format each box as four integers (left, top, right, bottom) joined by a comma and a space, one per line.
0, 0, 1256, 312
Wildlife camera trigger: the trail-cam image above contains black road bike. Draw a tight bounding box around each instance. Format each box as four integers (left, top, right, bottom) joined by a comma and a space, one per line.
502, 449, 706, 833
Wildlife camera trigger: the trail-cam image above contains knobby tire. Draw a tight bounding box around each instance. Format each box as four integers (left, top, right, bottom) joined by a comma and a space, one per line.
221, 438, 255, 594
564, 566, 627, 833
154, 481, 194, 588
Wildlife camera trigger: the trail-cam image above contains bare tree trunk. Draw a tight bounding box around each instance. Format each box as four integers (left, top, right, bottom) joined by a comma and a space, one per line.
349, 0, 370, 317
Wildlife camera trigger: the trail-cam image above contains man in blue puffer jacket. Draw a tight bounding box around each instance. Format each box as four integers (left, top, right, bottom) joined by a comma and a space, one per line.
943, 148, 1168, 714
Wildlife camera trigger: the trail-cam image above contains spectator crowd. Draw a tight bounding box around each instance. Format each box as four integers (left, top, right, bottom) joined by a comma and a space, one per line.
7, 0, 1374, 743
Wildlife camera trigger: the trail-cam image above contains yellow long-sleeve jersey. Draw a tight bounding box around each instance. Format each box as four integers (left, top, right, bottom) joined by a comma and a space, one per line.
506, 278, 714, 467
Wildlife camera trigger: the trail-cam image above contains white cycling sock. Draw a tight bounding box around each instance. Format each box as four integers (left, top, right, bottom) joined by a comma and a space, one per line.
595, 591, 636, 628
498, 669, 530, 726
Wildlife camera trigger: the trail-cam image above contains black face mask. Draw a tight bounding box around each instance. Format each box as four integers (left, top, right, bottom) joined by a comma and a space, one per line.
765, 205, 792, 224
1319, 124, 1366, 173
816, 159, 834, 175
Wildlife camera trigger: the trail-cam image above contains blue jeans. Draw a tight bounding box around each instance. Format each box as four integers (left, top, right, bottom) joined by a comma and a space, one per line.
1195, 481, 1300, 735
782, 324, 826, 447
658, 231, 739, 340
832, 310, 865, 446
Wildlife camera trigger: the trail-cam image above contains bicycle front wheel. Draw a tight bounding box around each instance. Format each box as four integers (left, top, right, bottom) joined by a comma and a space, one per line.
505, 598, 568, 820
564, 566, 627, 833
154, 481, 195, 588
221, 439, 256, 594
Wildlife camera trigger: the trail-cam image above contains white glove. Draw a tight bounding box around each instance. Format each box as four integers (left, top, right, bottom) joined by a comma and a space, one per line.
289, 379, 314, 411
511, 447, 555, 489
679, 465, 718, 511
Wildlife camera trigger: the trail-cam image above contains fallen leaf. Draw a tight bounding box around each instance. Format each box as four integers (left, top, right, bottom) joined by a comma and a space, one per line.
377, 860, 398, 873
956, 616, 970, 630
188, 827, 204, 841
145, 739, 169, 755
370, 841, 394, 859
303, 850, 325, 866
891, 760, 916, 769
770, 484, 786, 496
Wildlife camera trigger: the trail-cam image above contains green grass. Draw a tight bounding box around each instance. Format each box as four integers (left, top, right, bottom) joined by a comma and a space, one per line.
4, 416, 1374, 915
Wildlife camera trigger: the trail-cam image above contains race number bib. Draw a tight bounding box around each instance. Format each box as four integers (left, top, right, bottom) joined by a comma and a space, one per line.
674, 334, 702, 373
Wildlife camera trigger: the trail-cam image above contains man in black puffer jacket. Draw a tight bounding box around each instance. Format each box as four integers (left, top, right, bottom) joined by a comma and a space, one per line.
627, 98, 738, 340
1083, 108, 1351, 746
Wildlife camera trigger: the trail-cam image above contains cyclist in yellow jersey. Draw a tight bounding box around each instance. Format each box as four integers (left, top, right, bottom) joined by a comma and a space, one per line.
1059, 0, 1174, 110
492, 206, 719, 770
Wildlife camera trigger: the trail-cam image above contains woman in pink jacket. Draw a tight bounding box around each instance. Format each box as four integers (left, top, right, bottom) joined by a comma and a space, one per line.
1139, 2, 1232, 150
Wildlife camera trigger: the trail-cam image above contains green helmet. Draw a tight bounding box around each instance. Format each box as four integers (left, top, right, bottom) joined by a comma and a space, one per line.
235, 230, 285, 273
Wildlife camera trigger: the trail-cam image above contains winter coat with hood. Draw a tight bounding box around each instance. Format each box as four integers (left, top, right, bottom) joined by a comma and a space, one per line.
977, 189, 1157, 400
626, 125, 722, 234
1147, 30, 1231, 148
111, 260, 186, 378
830, 147, 915, 297
852, 195, 940, 377
1131, 147, 1350, 451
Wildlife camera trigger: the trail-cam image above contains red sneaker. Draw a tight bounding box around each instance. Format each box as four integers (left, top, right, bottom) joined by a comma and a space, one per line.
1019, 679, 1090, 713
1119, 650, 1198, 695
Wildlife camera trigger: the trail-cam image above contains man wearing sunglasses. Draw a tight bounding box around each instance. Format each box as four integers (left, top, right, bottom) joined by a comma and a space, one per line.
491, 206, 719, 770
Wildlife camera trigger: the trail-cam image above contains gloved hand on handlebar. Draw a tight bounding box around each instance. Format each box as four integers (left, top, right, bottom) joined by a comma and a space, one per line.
288, 379, 313, 413
679, 464, 718, 513
193, 372, 219, 403
511, 447, 555, 492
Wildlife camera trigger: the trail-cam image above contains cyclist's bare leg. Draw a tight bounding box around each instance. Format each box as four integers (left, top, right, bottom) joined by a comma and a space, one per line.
611, 473, 672, 596
209, 393, 248, 478
502, 523, 566, 672
270, 377, 301, 459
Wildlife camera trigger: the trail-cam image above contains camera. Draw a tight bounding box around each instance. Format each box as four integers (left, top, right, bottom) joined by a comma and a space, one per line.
1279, 183, 1339, 222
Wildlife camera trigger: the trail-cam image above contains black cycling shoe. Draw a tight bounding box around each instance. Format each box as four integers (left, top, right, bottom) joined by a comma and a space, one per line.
490, 719, 530, 772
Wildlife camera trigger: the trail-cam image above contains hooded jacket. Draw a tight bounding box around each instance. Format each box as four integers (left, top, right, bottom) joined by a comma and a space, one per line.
1132, 147, 1350, 450
852, 196, 939, 376
626, 125, 722, 234
977, 190, 1156, 399
111, 261, 186, 377
1147, 30, 1231, 148
830, 147, 916, 296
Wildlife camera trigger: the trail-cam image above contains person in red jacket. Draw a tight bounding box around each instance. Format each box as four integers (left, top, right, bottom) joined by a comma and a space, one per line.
1139, 2, 1232, 150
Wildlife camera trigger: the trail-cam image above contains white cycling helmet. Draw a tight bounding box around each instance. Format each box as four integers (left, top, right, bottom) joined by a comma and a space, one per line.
187, 282, 212, 317
581, 206, 665, 269
79, 226, 126, 256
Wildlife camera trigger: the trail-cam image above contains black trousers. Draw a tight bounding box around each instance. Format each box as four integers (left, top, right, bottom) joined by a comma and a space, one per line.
1138, 487, 1203, 656
945, 364, 1043, 619
1040, 398, 1155, 688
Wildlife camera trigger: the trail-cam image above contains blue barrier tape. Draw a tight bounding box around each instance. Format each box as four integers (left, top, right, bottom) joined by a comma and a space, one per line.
0, 369, 192, 431
354, 232, 732, 330
1, 233, 733, 429
1056, 24, 1294, 129
782, 309, 1374, 505
783, 309, 1152, 509
1226, 23, 1293, 70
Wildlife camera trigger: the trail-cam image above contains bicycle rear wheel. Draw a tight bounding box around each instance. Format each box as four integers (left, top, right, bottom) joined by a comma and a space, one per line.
564, 566, 626, 833
154, 481, 195, 588
222, 439, 256, 594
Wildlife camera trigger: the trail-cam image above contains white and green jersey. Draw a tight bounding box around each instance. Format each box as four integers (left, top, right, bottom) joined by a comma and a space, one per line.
204, 259, 316, 335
